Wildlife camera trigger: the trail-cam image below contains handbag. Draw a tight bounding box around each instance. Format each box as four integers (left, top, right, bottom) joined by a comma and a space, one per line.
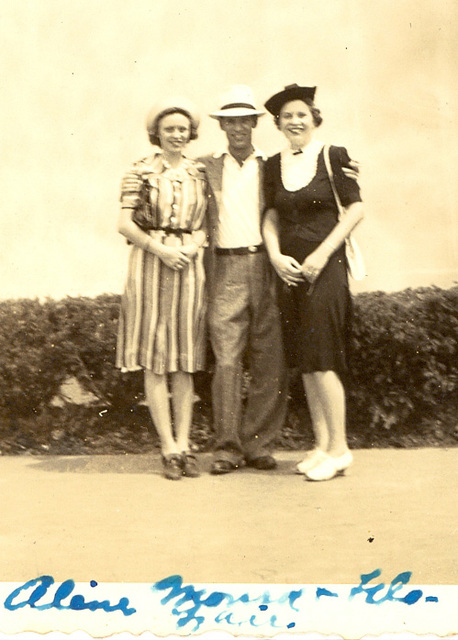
323, 144, 366, 281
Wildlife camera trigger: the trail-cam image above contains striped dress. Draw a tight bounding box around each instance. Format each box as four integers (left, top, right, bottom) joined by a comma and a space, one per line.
116, 152, 207, 374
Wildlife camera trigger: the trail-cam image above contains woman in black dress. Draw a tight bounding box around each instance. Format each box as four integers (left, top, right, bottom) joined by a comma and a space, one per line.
262, 84, 364, 481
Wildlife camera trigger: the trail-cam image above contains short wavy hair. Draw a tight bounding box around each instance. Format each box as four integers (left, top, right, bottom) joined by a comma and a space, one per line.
274, 98, 323, 129
148, 108, 198, 147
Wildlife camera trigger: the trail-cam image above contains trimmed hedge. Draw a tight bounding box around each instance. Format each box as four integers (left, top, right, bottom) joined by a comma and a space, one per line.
0, 286, 456, 453
349, 287, 457, 445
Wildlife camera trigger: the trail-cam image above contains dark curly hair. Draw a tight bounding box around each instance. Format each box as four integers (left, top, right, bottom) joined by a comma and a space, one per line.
148, 108, 198, 147
274, 97, 323, 129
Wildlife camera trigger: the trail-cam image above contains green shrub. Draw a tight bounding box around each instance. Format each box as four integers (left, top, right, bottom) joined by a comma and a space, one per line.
0, 285, 456, 452
0, 299, 66, 417
348, 286, 457, 445
46, 295, 143, 409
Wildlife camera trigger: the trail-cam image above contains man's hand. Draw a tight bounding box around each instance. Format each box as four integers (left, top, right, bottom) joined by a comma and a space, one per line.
342, 159, 361, 182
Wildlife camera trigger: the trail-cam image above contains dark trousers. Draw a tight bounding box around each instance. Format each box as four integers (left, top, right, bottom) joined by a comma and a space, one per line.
209, 251, 287, 464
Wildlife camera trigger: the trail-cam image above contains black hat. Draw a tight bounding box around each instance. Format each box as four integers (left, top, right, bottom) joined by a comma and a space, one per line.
264, 84, 317, 117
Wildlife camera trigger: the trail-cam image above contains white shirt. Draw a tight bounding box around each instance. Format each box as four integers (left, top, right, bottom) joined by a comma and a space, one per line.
215, 147, 265, 248
281, 139, 324, 192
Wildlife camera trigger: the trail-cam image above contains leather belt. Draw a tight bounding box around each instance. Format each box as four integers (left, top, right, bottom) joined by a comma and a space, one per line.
215, 244, 265, 256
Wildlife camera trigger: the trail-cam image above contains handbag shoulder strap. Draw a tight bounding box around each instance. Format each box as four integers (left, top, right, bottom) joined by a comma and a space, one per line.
323, 144, 344, 221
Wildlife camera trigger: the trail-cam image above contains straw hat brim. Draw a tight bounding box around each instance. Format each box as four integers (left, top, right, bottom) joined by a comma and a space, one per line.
209, 107, 265, 119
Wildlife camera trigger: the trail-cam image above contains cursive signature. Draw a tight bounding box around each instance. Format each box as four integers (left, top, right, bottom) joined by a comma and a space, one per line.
349, 568, 436, 605
151, 571, 439, 630
3, 570, 438, 626
152, 574, 302, 631
4, 576, 136, 616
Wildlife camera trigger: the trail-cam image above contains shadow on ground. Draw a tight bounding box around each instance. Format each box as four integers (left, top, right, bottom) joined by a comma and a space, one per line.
23, 452, 301, 476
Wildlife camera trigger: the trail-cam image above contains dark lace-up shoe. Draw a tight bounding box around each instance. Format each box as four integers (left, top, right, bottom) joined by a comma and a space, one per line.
162, 454, 183, 480
210, 460, 239, 475
245, 455, 277, 470
181, 452, 200, 478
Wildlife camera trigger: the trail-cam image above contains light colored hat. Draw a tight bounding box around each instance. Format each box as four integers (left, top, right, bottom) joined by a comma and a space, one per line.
209, 85, 265, 119
146, 96, 200, 134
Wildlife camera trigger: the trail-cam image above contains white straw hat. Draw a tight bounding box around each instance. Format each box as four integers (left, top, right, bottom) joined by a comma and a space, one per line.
146, 96, 200, 134
209, 85, 265, 119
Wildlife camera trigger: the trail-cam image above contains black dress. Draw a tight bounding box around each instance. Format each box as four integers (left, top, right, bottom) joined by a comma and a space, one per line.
263, 145, 362, 379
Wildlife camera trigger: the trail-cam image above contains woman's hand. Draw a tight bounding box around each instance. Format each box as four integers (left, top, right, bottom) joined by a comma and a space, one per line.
179, 242, 199, 259
158, 245, 191, 271
301, 248, 329, 283
272, 254, 304, 287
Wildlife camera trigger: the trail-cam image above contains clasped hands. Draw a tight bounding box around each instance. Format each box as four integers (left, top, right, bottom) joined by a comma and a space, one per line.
273, 250, 328, 286
159, 243, 198, 271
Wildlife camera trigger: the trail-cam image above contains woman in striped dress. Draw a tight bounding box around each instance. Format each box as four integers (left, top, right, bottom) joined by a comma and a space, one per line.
116, 98, 207, 480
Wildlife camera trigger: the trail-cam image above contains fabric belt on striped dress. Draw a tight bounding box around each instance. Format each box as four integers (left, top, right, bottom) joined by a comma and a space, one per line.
150, 227, 193, 236
215, 244, 265, 256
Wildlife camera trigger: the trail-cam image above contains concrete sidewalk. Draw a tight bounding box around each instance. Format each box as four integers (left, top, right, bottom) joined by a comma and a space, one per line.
0, 448, 457, 585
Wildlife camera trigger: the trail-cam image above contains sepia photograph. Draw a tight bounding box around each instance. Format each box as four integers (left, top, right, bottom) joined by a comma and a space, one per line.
0, 0, 457, 637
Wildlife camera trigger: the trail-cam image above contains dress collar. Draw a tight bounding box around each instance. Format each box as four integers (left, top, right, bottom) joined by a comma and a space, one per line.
280, 139, 324, 192
282, 138, 324, 159
140, 151, 204, 178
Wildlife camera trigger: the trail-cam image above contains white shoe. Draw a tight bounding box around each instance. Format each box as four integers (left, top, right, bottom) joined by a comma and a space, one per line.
295, 449, 327, 474
305, 450, 353, 481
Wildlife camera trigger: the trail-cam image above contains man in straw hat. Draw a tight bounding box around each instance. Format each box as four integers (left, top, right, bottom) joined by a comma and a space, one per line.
199, 85, 287, 475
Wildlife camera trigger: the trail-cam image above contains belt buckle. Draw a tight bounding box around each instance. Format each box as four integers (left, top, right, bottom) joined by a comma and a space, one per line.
248, 245, 257, 253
